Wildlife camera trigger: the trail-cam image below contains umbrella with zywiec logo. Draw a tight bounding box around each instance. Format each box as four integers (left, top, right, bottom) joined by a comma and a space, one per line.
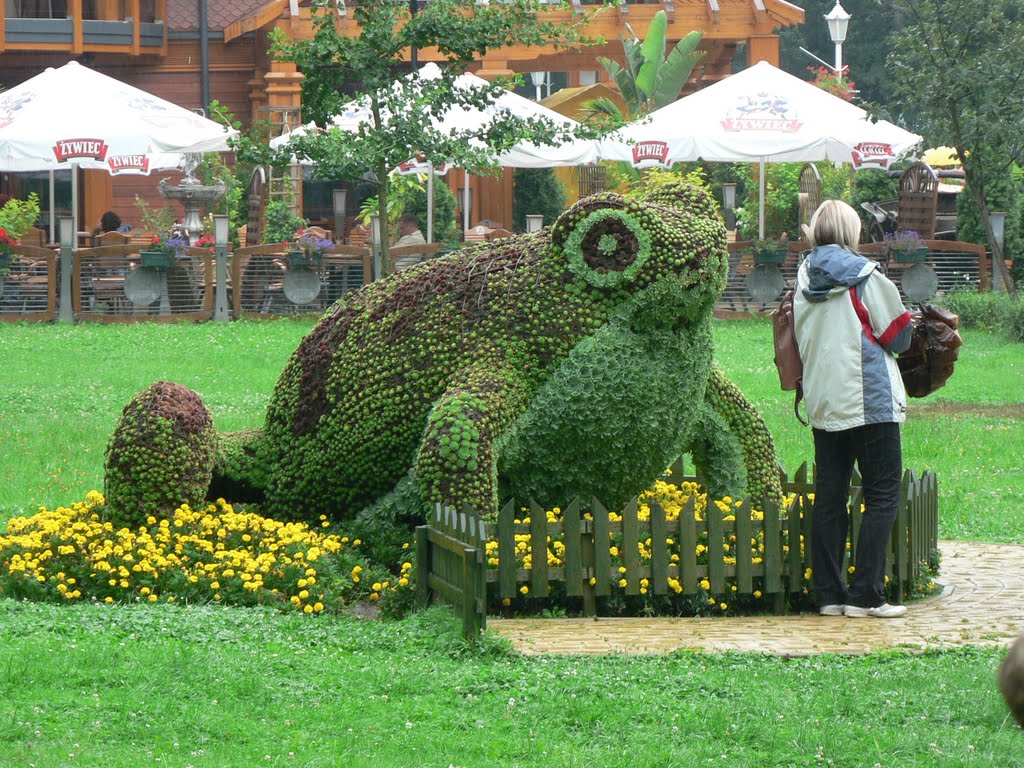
0, 60, 235, 239
597, 60, 922, 238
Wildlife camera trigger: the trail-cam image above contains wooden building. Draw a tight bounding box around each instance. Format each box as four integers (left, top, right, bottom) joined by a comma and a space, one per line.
0, 0, 803, 239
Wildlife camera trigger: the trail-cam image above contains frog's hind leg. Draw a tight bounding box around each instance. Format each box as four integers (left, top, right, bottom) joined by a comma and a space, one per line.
703, 364, 784, 503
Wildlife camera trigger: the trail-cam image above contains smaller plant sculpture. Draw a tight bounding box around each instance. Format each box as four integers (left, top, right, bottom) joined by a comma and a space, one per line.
287, 229, 332, 268
883, 229, 928, 262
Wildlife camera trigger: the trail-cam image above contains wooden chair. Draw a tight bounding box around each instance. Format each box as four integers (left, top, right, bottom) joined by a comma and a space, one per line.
18, 227, 46, 247
303, 225, 332, 241
897, 161, 940, 239
797, 164, 822, 236
347, 225, 369, 249
93, 230, 131, 246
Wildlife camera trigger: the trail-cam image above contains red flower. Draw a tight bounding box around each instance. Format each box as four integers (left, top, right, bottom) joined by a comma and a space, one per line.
151, 235, 160, 245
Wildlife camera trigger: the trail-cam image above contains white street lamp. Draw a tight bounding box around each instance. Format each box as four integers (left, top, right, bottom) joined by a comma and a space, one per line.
530, 71, 547, 102
825, 2, 852, 83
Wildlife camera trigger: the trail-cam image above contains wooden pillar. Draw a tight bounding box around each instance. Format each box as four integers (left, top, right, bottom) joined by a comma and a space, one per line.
747, 34, 780, 66
475, 58, 514, 80
82, 170, 113, 239
264, 61, 305, 214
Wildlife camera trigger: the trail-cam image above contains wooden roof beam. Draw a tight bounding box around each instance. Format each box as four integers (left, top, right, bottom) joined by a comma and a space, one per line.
224, 0, 288, 44
706, 0, 719, 26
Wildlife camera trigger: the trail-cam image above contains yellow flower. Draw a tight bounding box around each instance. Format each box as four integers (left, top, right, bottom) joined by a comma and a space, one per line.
699, 579, 710, 591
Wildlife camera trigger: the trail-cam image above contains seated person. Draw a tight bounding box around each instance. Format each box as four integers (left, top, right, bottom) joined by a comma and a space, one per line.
91, 210, 130, 243
392, 213, 429, 271
394, 213, 426, 248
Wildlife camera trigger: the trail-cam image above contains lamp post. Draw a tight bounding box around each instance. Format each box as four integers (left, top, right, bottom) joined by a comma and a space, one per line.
332, 188, 348, 241
991, 211, 1007, 292
530, 71, 547, 102
213, 214, 230, 321
722, 183, 737, 231
825, 1, 852, 83
58, 215, 75, 323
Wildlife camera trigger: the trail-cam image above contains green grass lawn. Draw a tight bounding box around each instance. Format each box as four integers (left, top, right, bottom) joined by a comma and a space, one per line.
1, 317, 1022, 766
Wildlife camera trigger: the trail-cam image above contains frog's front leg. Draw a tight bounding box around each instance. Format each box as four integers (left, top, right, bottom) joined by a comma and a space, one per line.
703, 364, 783, 503
415, 364, 530, 517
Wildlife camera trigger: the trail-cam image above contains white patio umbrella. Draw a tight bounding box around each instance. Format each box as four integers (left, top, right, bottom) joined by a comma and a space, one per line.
271, 62, 600, 237
598, 60, 922, 237
0, 60, 236, 240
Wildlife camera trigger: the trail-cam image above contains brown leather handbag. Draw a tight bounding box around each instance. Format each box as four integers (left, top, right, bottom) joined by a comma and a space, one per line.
897, 304, 963, 397
772, 289, 807, 424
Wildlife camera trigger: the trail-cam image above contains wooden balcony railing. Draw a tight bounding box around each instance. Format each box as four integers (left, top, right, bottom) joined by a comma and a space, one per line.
0, 0, 167, 57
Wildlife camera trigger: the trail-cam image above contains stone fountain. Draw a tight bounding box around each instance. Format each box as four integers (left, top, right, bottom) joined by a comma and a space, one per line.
158, 153, 225, 244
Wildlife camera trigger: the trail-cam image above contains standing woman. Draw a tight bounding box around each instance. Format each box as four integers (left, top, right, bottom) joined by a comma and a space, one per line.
794, 200, 914, 619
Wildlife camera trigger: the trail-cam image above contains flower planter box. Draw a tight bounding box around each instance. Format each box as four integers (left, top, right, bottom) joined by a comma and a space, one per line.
752, 245, 788, 264
140, 250, 175, 270
889, 246, 929, 263
287, 250, 318, 269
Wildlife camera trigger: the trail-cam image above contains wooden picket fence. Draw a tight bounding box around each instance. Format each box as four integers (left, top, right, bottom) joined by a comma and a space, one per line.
416, 463, 940, 639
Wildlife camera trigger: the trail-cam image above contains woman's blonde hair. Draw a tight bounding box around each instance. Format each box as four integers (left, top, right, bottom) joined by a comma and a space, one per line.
806, 199, 861, 250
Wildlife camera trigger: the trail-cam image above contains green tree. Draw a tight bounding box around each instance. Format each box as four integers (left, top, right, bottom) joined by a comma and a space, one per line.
237, 0, 598, 275
581, 12, 704, 125
511, 168, 566, 232
887, 0, 1024, 296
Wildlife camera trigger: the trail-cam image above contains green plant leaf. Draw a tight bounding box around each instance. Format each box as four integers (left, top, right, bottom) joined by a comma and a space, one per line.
652, 30, 705, 110
635, 10, 668, 102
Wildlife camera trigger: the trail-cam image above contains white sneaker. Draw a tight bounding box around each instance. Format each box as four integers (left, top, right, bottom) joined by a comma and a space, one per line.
819, 604, 845, 616
845, 603, 907, 619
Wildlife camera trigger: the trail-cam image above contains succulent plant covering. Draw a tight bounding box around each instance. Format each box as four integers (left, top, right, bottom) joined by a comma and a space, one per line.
105, 181, 783, 527
104, 381, 218, 525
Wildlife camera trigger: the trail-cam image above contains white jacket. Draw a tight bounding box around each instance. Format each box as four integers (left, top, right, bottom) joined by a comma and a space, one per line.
793, 245, 913, 431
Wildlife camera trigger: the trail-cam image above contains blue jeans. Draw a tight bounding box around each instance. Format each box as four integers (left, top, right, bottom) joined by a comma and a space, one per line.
811, 422, 903, 609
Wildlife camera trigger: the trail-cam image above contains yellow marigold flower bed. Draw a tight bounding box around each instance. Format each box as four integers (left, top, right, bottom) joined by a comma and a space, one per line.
0, 491, 413, 615
498, 479, 813, 616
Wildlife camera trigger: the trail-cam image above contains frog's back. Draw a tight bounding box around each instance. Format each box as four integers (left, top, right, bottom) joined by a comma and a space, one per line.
258, 233, 570, 517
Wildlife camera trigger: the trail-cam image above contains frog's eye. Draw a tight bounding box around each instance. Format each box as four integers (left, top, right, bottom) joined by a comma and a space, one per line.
558, 205, 652, 288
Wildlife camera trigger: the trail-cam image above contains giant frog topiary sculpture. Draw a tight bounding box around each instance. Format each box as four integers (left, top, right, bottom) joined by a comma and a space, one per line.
104, 181, 782, 529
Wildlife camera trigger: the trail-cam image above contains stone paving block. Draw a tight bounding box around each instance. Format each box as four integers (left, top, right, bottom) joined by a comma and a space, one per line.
488, 541, 1024, 656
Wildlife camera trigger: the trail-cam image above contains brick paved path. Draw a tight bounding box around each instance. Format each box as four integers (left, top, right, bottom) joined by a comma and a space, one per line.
488, 540, 1024, 656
